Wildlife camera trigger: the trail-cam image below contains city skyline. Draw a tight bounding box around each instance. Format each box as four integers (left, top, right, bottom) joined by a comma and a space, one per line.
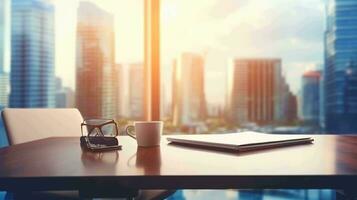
1, 0, 353, 133
0, 0, 325, 106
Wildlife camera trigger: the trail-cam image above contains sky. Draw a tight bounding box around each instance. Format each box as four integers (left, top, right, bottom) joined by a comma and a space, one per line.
53, 0, 325, 106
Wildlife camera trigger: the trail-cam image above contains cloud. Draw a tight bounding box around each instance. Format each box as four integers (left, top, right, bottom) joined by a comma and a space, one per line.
203, 0, 325, 97
161, 0, 326, 103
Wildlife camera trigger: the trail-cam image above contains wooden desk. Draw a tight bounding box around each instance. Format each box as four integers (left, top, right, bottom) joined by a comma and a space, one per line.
0, 135, 356, 192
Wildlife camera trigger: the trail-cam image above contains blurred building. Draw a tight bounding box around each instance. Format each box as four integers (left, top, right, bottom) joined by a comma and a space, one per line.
296, 90, 303, 120
276, 77, 294, 123
207, 104, 222, 118
76, 1, 117, 118
55, 88, 74, 108
160, 83, 171, 119
227, 58, 295, 125
115, 64, 124, 118
129, 63, 144, 120
172, 53, 207, 126
319, 69, 325, 130
55, 77, 63, 93
0, 73, 8, 107
302, 71, 321, 126
0, 0, 9, 107
0, 0, 9, 148
10, 0, 55, 108
112, 64, 119, 118
315, 64, 325, 130
55, 77, 74, 108
55, 77, 65, 108
324, 0, 357, 133
286, 91, 298, 123
279, 78, 298, 123
0, 0, 7, 72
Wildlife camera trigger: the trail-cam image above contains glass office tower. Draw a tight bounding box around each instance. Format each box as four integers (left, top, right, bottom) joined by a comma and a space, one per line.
0, 0, 9, 107
226, 58, 295, 126
129, 63, 144, 120
9, 0, 55, 108
0, 0, 9, 148
76, 1, 117, 119
325, 0, 357, 133
0, 0, 8, 72
172, 53, 207, 127
302, 71, 321, 126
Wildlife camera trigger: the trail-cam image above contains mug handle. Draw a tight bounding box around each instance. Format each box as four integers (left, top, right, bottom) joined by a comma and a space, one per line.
126, 125, 136, 140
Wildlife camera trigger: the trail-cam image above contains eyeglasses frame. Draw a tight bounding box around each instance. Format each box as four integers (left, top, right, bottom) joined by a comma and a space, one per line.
81, 119, 119, 138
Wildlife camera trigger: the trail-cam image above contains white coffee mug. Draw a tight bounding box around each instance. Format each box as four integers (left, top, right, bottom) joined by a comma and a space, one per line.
126, 121, 163, 147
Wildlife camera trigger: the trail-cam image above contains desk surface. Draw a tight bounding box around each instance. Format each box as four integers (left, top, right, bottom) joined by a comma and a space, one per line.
0, 135, 357, 190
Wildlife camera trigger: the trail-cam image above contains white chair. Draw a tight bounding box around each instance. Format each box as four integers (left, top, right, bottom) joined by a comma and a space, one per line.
2, 108, 83, 200
2, 108, 83, 145
1, 108, 173, 200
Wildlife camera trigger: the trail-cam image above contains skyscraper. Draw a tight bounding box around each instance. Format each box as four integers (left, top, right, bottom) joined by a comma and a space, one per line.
302, 71, 321, 126
55, 87, 74, 108
227, 58, 293, 125
55, 77, 64, 108
129, 63, 144, 120
286, 91, 298, 123
324, 0, 357, 133
10, 0, 55, 108
76, 1, 117, 118
115, 64, 124, 118
0, 0, 9, 107
172, 53, 207, 126
0, 0, 9, 148
55, 77, 74, 108
0, 0, 9, 72
0, 74, 8, 107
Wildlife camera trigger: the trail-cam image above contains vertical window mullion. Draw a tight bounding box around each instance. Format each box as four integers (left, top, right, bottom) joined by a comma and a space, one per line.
144, 0, 160, 121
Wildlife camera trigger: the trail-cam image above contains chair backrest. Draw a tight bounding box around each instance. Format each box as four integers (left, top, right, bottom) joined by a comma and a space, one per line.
2, 108, 84, 145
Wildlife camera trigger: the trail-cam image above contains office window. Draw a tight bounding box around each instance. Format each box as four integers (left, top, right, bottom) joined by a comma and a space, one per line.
0, 0, 145, 138
160, 0, 357, 135
56, 0, 144, 124
0, 0, 348, 199
3, 0, 356, 137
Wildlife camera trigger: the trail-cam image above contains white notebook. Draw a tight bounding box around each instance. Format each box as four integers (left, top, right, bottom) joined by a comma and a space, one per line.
167, 132, 314, 152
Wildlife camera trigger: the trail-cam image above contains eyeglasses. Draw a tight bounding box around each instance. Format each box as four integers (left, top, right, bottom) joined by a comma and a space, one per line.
81, 119, 120, 150
81, 119, 119, 138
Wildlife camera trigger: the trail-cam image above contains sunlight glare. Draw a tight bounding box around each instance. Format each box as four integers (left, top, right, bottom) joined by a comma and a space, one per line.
162, 2, 178, 23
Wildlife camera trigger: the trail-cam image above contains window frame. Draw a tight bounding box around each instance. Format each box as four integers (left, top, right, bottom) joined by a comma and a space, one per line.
144, 0, 160, 121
